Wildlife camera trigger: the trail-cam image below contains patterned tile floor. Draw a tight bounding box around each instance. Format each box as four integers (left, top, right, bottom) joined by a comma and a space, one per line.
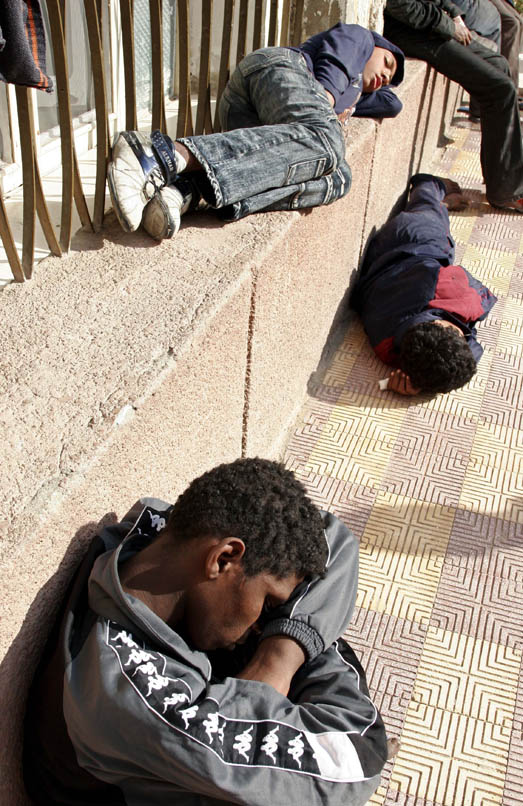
283, 115, 523, 806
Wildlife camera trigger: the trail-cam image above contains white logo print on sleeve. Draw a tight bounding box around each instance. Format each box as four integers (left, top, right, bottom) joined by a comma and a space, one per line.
233, 725, 254, 762
106, 622, 325, 776
203, 712, 224, 745
114, 629, 139, 648
180, 705, 199, 729
261, 726, 279, 763
162, 692, 189, 713
288, 734, 305, 768
126, 649, 155, 667
132, 661, 170, 697
150, 512, 166, 531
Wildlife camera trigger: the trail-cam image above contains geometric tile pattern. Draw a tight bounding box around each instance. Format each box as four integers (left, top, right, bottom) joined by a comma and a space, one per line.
283, 112, 523, 806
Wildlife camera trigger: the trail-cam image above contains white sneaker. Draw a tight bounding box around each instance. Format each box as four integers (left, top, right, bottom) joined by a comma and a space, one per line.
108, 130, 179, 232
142, 178, 196, 240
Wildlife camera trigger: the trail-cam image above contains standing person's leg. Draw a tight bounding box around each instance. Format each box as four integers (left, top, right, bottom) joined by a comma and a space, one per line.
386, 35, 523, 206
458, 0, 502, 117
488, 0, 523, 90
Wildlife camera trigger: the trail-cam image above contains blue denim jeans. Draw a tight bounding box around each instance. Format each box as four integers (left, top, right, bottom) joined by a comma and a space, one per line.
455, 0, 501, 47
179, 47, 351, 220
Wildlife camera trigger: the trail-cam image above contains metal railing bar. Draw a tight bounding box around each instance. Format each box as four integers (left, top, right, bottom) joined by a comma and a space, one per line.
0, 190, 25, 282
252, 0, 263, 50
150, 0, 166, 131
15, 87, 36, 277
268, 0, 278, 46
290, 0, 304, 45
120, 0, 137, 130
35, 164, 62, 260
280, 0, 291, 45
214, 0, 234, 131
236, 0, 249, 64
196, 0, 213, 135
47, 0, 74, 252
176, 0, 193, 138
15, 87, 62, 279
84, 0, 109, 231
73, 150, 93, 230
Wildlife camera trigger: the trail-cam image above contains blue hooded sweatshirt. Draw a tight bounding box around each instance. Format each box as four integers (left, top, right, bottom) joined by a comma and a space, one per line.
293, 23, 405, 114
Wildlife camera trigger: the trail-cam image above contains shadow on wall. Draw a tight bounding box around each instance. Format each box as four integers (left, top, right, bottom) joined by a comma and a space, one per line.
0, 513, 118, 806
306, 181, 408, 397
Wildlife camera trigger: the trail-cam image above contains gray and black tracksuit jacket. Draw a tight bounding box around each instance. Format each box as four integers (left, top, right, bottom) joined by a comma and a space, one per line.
24, 499, 388, 805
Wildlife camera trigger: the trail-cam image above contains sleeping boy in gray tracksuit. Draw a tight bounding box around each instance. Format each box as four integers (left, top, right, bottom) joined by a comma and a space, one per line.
24, 458, 396, 806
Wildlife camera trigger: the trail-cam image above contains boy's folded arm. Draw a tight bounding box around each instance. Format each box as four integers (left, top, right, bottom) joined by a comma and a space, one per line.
354, 87, 403, 118
261, 511, 359, 660
71, 628, 386, 805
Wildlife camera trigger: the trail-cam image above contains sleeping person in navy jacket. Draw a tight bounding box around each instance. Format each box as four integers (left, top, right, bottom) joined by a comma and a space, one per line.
352, 174, 497, 396
106, 23, 404, 240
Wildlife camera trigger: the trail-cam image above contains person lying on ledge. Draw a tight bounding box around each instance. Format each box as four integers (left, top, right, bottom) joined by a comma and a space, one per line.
351, 173, 497, 396
107, 23, 404, 240
24, 458, 399, 806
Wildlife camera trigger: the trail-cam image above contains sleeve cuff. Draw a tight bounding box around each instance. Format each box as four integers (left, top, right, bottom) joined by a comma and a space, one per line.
435, 14, 457, 38
261, 618, 325, 661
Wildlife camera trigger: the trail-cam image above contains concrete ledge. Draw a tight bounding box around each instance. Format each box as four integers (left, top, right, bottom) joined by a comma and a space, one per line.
0, 60, 458, 805
245, 116, 377, 456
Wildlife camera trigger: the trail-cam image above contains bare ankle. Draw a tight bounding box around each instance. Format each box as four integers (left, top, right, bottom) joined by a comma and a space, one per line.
175, 143, 202, 173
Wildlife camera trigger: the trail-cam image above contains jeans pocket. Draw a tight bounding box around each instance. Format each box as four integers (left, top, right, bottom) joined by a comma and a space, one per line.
287, 157, 327, 184
239, 47, 294, 77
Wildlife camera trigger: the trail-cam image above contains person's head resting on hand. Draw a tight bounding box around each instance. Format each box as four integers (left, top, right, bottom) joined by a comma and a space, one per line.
140, 458, 327, 652
392, 320, 477, 396
362, 33, 404, 94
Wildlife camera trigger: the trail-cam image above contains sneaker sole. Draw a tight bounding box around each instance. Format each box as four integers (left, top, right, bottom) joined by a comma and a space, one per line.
489, 200, 523, 214
107, 162, 134, 232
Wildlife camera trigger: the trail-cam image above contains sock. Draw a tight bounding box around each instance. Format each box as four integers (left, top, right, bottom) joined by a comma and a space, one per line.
174, 149, 188, 174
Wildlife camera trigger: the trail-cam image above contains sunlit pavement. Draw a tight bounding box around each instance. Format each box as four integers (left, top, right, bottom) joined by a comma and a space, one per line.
284, 112, 523, 806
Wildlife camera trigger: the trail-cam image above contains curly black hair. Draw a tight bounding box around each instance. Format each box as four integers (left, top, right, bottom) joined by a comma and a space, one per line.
167, 458, 327, 579
400, 322, 477, 393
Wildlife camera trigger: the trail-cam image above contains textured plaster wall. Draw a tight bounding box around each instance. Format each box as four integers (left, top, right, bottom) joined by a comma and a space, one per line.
0, 51, 460, 805
301, 0, 386, 35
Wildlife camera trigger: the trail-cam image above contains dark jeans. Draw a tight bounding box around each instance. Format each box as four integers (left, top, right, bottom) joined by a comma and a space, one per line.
488, 0, 523, 89
382, 30, 523, 204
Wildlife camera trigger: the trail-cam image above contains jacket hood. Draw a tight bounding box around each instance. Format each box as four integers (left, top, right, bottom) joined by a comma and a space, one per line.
88, 503, 213, 680
371, 31, 405, 85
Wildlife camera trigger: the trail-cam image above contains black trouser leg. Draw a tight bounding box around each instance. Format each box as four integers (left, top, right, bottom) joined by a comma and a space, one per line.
384, 35, 523, 204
